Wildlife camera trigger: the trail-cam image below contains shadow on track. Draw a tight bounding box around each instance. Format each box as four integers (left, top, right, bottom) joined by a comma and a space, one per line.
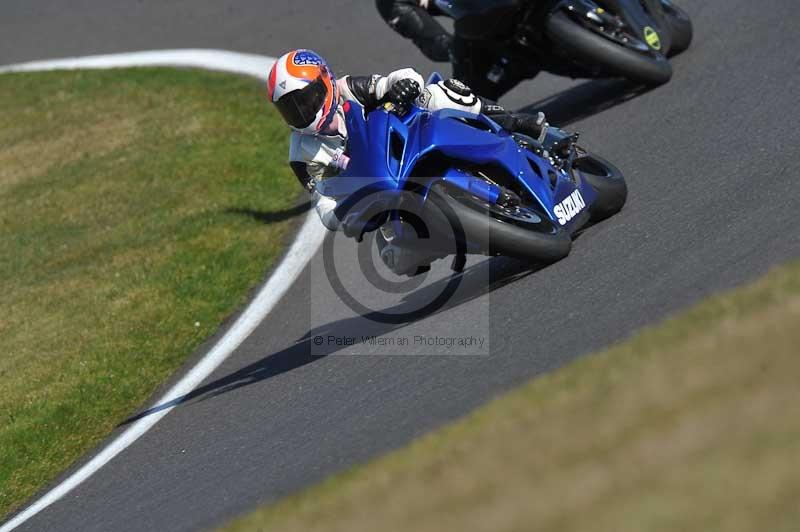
226, 200, 313, 225
519, 78, 654, 127
118, 255, 542, 427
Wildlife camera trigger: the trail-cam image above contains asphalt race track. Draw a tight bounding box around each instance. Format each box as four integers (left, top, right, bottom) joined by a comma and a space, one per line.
3, 1, 800, 531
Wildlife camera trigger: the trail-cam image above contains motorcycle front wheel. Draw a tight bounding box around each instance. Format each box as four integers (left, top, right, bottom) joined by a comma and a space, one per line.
572, 149, 628, 222
426, 182, 572, 264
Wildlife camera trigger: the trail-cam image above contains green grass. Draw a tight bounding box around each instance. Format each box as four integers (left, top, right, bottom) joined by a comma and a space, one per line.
222, 261, 800, 532
0, 67, 301, 519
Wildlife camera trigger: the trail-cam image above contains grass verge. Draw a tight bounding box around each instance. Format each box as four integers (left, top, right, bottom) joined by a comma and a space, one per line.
223, 261, 800, 532
0, 67, 301, 519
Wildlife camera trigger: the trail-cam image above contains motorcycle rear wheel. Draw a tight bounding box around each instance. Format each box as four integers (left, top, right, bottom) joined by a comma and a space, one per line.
545, 9, 672, 85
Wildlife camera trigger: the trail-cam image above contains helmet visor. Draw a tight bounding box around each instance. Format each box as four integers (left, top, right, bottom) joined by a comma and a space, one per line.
274, 76, 328, 130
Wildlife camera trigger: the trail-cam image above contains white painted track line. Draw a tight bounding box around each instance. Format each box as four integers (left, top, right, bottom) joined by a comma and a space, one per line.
0, 49, 273, 78
0, 50, 326, 532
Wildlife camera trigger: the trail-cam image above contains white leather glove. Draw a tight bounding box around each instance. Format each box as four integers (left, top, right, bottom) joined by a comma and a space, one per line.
375, 68, 426, 101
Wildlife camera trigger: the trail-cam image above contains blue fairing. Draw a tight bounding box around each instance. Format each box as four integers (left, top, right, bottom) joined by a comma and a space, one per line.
316, 101, 598, 234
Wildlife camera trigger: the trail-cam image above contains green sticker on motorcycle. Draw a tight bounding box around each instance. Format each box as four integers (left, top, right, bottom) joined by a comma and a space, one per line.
644, 26, 661, 50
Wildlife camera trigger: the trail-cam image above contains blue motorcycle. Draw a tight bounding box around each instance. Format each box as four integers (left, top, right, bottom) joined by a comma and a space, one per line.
316, 74, 627, 276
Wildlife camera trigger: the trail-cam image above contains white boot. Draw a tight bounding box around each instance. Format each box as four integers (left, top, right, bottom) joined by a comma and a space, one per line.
313, 192, 340, 232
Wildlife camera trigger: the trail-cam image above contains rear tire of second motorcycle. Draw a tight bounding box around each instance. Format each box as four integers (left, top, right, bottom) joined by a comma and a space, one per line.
545, 10, 672, 86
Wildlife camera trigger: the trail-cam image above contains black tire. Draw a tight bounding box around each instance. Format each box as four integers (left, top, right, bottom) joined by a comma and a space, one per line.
573, 150, 628, 222
661, 1, 693, 56
426, 182, 572, 264
546, 9, 672, 86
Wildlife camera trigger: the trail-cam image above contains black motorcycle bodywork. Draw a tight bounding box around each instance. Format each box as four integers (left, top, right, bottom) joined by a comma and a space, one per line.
438, 0, 692, 96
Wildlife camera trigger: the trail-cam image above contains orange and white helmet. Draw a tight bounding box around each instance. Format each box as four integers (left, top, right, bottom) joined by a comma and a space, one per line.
267, 49, 339, 135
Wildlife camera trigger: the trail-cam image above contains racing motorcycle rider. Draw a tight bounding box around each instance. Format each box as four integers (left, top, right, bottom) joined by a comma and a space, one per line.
375, 0, 453, 62
375, 0, 539, 100
267, 49, 550, 274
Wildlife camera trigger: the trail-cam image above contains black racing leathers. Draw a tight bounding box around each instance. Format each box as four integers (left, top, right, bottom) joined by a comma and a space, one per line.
451, 35, 540, 101
290, 161, 316, 192
375, 0, 453, 61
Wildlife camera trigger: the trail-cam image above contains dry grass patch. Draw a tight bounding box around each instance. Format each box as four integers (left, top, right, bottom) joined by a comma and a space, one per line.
0, 115, 138, 188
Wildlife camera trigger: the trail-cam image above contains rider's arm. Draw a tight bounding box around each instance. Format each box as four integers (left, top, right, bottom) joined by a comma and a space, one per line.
479, 97, 549, 143
338, 75, 382, 110
479, 99, 521, 132
375, 0, 452, 61
339, 68, 425, 111
420, 81, 548, 142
